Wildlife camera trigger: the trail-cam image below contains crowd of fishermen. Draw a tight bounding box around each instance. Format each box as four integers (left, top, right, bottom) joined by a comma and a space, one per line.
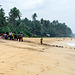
3, 32, 24, 42
0, 32, 44, 44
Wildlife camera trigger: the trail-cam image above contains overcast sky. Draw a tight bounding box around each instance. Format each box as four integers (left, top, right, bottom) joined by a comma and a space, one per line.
0, 0, 75, 33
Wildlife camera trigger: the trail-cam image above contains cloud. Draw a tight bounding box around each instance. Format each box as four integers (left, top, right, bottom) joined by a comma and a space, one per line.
45, 0, 75, 11
1, 0, 45, 10
0, 0, 45, 16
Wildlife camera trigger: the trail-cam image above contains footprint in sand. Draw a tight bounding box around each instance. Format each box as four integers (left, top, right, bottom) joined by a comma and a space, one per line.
41, 69, 45, 72
46, 66, 53, 71
55, 62, 59, 66
2, 61, 4, 63
0, 73, 4, 75
10, 67, 14, 71
42, 48, 45, 50
40, 67, 45, 72
40, 66, 54, 72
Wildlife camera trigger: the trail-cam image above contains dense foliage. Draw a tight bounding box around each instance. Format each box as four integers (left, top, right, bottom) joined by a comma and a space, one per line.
0, 7, 72, 37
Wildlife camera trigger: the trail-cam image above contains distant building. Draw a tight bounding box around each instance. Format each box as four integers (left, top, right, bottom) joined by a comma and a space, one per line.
46, 34, 50, 37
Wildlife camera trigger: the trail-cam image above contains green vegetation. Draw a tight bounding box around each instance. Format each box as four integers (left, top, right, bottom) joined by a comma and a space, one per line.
0, 7, 72, 37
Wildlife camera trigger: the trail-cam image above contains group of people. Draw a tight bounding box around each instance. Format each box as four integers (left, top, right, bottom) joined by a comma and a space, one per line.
2, 32, 44, 44
4, 32, 24, 42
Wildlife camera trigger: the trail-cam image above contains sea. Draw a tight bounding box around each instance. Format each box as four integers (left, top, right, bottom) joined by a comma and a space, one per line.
66, 42, 75, 47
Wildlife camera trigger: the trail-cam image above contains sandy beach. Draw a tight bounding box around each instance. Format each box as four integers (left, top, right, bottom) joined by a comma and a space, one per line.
0, 37, 75, 75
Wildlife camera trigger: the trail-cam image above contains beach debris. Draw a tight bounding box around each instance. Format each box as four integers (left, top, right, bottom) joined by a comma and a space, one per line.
43, 43, 63, 48
56, 45, 58, 47
58, 46, 63, 48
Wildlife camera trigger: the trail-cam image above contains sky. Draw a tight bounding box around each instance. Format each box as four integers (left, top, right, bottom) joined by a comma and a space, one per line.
0, 0, 75, 33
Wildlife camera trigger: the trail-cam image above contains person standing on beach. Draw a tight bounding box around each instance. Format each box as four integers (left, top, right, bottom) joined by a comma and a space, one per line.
11, 32, 14, 40
40, 37, 43, 45
71, 38, 72, 40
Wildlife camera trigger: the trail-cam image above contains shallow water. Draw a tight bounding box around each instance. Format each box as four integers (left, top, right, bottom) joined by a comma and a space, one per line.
66, 42, 75, 47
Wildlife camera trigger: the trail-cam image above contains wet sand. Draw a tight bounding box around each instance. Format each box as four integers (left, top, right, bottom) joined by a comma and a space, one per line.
0, 37, 75, 75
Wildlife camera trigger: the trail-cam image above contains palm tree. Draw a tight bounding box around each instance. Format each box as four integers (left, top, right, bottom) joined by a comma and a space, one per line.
0, 8, 6, 27
9, 7, 21, 24
0, 5, 2, 7
32, 13, 37, 21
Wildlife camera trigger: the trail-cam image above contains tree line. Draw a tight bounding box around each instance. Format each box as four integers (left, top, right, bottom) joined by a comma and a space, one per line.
0, 7, 72, 37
